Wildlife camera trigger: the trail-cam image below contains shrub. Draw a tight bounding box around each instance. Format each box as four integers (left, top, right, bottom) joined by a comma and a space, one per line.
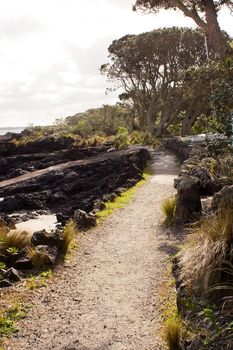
180, 211, 233, 296
161, 197, 177, 226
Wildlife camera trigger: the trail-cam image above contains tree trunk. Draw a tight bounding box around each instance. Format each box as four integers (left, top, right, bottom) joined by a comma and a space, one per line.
146, 93, 157, 134
175, 0, 233, 59
203, 0, 233, 59
180, 112, 197, 137
155, 107, 170, 137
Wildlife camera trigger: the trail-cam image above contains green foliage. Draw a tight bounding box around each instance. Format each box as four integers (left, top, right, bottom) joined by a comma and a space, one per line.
0, 303, 27, 337
186, 61, 233, 136
191, 114, 227, 135
26, 270, 52, 290
66, 104, 134, 137
102, 27, 217, 135
161, 197, 177, 226
200, 157, 218, 175
0, 262, 6, 270
6, 247, 19, 255
133, 1, 233, 59
115, 127, 130, 148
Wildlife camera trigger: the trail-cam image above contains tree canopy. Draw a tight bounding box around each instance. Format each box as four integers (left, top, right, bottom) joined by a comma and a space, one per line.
133, 0, 233, 58
101, 27, 218, 136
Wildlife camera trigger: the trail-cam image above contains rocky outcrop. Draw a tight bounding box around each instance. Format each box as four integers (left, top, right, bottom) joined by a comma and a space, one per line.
0, 147, 150, 219
31, 229, 64, 249
175, 176, 202, 224
33, 245, 59, 266
163, 137, 192, 161
188, 167, 215, 195
212, 185, 233, 213
166, 136, 233, 224
0, 144, 116, 181
73, 210, 97, 229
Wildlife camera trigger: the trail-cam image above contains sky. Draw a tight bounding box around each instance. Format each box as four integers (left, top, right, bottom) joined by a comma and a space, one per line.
0, 0, 232, 127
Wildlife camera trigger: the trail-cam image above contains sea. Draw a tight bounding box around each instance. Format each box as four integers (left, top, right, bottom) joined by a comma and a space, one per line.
0, 127, 25, 136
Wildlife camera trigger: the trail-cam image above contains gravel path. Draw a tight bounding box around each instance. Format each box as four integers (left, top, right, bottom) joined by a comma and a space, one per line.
5, 150, 178, 350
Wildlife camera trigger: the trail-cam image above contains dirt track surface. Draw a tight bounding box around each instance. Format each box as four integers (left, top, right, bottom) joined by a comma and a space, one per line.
5, 150, 178, 350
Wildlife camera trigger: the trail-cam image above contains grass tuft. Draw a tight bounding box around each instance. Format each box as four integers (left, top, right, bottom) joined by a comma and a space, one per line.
62, 220, 77, 255
180, 211, 233, 296
0, 229, 31, 251
27, 247, 48, 269
161, 197, 177, 226
164, 318, 183, 350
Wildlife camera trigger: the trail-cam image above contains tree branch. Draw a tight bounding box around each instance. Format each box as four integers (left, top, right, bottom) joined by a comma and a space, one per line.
173, 0, 207, 29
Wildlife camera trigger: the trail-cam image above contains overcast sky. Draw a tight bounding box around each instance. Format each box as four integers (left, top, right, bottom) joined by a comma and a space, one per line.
0, 0, 232, 127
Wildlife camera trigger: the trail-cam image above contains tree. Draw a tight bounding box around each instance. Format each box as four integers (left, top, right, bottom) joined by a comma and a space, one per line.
101, 27, 216, 135
133, 0, 233, 59
179, 59, 233, 135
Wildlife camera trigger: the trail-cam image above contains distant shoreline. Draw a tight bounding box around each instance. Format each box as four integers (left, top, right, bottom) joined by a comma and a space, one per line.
0, 127, 25, 136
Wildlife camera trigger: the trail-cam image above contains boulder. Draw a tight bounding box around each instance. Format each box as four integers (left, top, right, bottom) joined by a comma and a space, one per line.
74, 209, 96, 228
103, 193, 117, 202
0, 215, 16, 229
92, 200, 106, 211
31, 229, 63, 249
2, 267, 21, 282
1, 196, 23, 212
56, 213, 69, 226
115, 187, 126, 195
0, 279, 12, 288
33, 245, 59, 266
212, 177, 233, 193
189, 167, 215, 195
175, 176, 202, 224
13, 248, 33, 270
0, 217, 11, 230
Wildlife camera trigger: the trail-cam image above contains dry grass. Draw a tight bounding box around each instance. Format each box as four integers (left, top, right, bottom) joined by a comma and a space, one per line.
0, 229, 31, 251
180, 211, 233, 295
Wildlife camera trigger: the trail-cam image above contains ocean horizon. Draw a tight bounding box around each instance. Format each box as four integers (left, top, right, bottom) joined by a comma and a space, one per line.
0, 126, 25, 136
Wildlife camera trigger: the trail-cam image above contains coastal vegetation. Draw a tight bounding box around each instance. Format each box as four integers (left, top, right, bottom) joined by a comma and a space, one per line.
0, 1, 232, 349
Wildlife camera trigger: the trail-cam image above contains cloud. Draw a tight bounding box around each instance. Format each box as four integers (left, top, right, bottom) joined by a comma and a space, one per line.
0, 0, 232, 127
0, 15, 45, 39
